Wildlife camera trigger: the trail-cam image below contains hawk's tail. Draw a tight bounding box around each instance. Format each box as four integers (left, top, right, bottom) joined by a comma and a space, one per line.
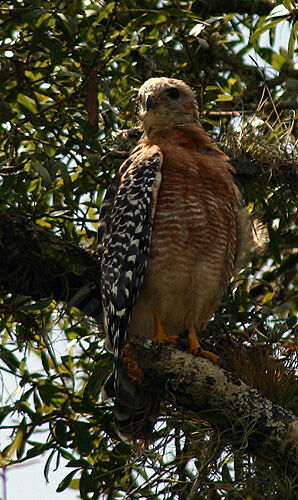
103, 368, 160, 441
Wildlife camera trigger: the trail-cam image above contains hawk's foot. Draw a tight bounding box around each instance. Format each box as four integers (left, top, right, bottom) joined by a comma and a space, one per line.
188, 325, 219, 365
152, 318, 178, 345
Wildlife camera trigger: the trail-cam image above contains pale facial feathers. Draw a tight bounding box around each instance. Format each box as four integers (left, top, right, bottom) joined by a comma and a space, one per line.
137, 77, 200, 133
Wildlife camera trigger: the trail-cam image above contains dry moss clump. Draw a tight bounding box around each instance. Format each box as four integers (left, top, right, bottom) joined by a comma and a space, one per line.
217, 107, 297, 192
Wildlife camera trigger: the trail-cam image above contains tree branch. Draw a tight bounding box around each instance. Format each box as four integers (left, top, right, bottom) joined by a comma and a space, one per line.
1, 211, 296, 477
192, 0, 278, 16
130, 336, 297, 477
0, 209, 102, 321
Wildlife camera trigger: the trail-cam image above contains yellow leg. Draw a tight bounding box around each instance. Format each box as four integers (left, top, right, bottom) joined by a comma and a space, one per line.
152, 318, 178, 345
188, 325, 219, 365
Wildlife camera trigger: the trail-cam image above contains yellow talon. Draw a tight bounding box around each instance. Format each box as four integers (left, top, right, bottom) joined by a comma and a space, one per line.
152, 319, 178, 345
188, 325, 219, 365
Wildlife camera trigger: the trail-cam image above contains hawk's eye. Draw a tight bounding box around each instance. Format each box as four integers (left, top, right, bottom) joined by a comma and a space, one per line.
166, 87, 181, 100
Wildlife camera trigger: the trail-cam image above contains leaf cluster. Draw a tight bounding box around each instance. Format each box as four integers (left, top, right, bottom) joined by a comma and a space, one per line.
0, 1, 297, 499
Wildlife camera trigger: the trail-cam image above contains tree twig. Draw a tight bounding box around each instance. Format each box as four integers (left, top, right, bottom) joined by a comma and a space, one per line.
192, 0, 278, 16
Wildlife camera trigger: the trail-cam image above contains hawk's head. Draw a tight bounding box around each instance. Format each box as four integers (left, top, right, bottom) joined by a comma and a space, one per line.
137, 77, 200, 133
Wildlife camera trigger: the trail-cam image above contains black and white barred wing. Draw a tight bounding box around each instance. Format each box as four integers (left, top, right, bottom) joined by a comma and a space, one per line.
99, 145, 163, 359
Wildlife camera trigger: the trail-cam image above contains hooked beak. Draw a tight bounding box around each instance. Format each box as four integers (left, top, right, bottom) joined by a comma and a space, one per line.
146, 92, 159, 111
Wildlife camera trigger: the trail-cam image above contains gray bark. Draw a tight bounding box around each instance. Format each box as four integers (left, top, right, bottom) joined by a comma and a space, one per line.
130, 336, 297, 477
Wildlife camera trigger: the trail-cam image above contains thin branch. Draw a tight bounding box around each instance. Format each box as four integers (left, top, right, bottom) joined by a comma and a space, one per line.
191, 0, 278, 16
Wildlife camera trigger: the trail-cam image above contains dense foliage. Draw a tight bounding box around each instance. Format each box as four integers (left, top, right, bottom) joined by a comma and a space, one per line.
0, 1, 297, 498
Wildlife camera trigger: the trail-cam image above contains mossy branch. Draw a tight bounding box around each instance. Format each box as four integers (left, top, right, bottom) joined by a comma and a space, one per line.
130, 336, 297, 477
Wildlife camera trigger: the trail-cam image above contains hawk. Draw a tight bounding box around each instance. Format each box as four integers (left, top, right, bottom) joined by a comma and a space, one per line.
99, 77, 247, 438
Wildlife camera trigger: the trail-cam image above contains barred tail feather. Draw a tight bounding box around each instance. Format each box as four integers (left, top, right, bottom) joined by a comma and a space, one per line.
103, 367, 160, 441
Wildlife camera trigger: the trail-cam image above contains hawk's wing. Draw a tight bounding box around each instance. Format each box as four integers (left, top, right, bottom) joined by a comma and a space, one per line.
99, 144, 162, 364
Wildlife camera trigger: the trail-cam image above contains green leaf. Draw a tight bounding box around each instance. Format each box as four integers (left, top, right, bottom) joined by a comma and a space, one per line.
23, 9, 45, 21
216, 94, 233, 101
26, 443, 53, 460
55, 13, 78, 38
23, 9, 50, 23
57, 469, 79, 493
66, 459, 91, 469
55, 420, 68, 447
286, 315, 297, 328
38, 380, 65, 407
68, 479, 80, 490
282, 0, 292, 11
0, 96, 14, 121
22, 297, 53, 311
0, 347, 20, 371
222, 463, 233, 483
17, 94, 38, 114
262, 291, 275, 304
279, 47, 294, 63
59, 162, 71, 186
270, 52, 287, 70
0, 406, 13, 426
288, 21, 297, 58
9, 295, 32, 306
79, 469, 91, 498
74, 422, 93, 456
33, 391, 42, 412
44, 449, 56, 483
131, 11, 167, 28
97, 2, 116, 23
0, 176, 16, 196
160, 8, 202, 20
41, 350, 50, 375
31, 162, 52, 187
269, 228, 281, 264
250, 17, 288, 43
43, 37, 63, 63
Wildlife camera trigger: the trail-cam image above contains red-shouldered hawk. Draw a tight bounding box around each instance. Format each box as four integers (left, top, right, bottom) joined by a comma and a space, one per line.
99, 77, 247, 439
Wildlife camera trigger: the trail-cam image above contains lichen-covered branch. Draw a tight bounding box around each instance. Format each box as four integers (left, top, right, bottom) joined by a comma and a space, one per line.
130, 336, 298, 476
